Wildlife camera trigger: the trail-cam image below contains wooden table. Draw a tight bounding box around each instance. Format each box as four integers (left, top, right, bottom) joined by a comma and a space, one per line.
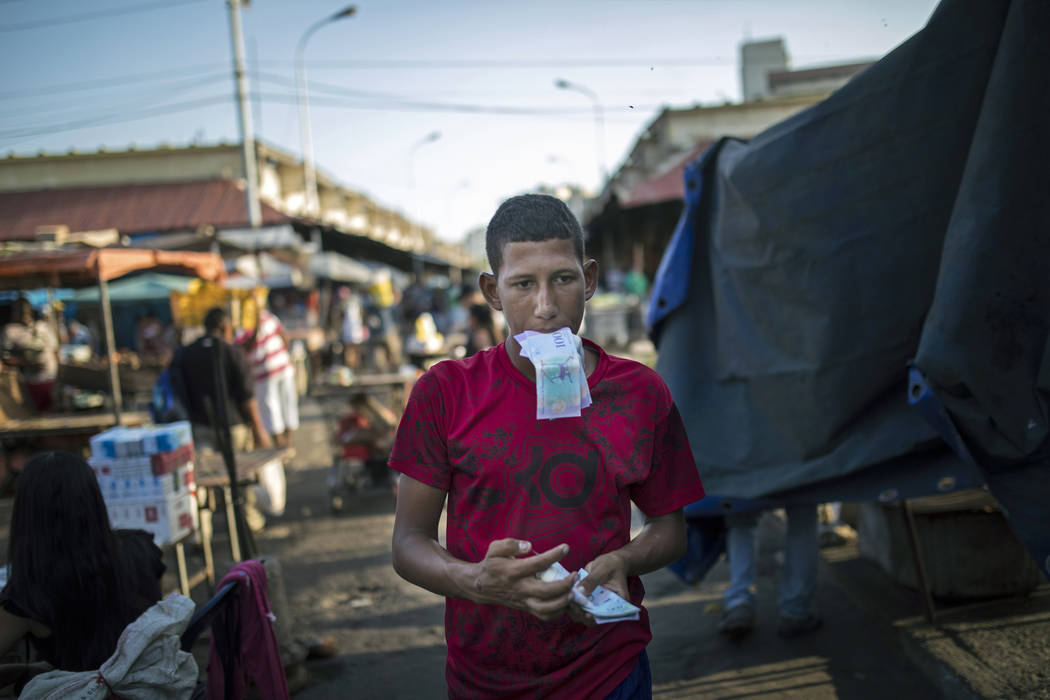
194, 447, 294, 564
0, 411, 150, 439
164, 529, 210, 599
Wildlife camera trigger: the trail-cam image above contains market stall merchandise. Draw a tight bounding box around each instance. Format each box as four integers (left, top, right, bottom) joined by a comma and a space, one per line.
0, 248, 224, 428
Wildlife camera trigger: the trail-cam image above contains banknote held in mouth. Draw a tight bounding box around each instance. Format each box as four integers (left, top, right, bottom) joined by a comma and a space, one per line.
515, 327, 593, 420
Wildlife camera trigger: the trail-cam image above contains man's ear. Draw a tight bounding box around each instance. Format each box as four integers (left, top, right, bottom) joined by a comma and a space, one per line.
583, 259, 599, 301
479, 272, 502, 310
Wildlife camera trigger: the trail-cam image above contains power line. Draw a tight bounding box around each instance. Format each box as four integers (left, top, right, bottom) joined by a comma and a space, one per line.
0, 63, 227, 100
261, 57, 738, 70
254, 74, 659, 115
0, 0, 206, 33
0, 88, 654, 146
0, 72, 231, 124
0, 95, 230, 142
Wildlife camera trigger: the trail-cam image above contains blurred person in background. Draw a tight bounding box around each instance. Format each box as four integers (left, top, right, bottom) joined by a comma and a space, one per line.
0, 297, 58, 412
171, 307, 271, 453
240, 293, 299, 449
135, 312, 173, 366
464, 303, 498, 357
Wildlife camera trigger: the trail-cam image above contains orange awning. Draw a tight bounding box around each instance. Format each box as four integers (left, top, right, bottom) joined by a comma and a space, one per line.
0, 248, 225, 290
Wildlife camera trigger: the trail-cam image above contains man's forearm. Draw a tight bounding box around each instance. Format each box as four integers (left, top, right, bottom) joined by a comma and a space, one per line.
613, 509, 687, 578
243, 399, 271, 446
392, 530, 477, 601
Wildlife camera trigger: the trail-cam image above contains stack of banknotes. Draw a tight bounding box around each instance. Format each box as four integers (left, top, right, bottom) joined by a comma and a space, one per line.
515, 327, 593, 420
538, 560, 641, 624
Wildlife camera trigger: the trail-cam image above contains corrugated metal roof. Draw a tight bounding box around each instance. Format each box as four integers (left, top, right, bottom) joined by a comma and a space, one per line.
0, 178, 290, 241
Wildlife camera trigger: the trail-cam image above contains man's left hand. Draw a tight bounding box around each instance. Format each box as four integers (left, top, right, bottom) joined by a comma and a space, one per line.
567, 550, 630, 626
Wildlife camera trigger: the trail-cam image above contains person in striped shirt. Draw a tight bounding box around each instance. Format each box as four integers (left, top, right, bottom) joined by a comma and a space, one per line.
239, 301, 300, 449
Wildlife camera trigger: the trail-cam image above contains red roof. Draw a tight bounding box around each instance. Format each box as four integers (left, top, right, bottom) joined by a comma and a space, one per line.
0, 179, 290, 241
619, 141, 714, 209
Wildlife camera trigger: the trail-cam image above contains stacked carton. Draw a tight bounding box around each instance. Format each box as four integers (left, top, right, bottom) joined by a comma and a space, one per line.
89, 422, 198, 546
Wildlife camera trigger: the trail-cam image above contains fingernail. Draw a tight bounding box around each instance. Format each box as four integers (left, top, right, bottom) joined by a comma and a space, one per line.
518, 541, 531, 552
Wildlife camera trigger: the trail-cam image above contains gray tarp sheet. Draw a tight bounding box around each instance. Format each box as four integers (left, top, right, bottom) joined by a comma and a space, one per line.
650, 0, 1049, 578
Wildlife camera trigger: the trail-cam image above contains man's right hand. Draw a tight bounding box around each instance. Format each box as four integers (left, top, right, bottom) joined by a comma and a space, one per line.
469, 539, 575, 621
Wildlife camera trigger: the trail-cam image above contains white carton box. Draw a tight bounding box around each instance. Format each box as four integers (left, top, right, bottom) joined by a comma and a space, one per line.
106, 491, 197, 546
93, 460, 196, 503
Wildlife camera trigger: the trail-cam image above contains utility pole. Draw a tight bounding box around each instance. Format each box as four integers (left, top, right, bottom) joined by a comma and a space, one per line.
227, 0, 262, 228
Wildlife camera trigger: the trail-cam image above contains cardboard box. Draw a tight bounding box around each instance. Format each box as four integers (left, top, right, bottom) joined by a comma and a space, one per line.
90, 422, 193, 461
149, 442, 195, 476
96, 461, 196, 503
106, 491, 197, 546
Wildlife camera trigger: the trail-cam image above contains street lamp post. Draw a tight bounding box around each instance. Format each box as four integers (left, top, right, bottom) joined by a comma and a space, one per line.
296, 5, 356, 218
554, 78, 607, 186
408, 130, 442, 189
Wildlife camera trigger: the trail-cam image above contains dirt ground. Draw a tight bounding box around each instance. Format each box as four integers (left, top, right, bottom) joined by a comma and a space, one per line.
0, 396, 1044, 697
248, 397, 945, 699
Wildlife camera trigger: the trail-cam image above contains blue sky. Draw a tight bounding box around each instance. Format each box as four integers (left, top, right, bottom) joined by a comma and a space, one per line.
0, 0, 939, 242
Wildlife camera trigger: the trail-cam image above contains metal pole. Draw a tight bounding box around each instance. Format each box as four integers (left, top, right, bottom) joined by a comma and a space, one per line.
408, 130, 441, 189
554, 79, 607, 186
296, 6, 357, 218
226, 0, 262, 228
206, 335, 256, 560
901, 500, 937, 624
97, 276, 123, 423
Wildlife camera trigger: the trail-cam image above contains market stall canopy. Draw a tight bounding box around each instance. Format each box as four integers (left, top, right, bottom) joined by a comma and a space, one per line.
308, 251, 374, 285
69, 272, 195, 303
649, 0, 1048, 578
0, 248, 225, 290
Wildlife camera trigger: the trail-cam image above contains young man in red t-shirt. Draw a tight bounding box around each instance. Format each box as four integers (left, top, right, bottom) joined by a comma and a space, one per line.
390, 194, 705, 699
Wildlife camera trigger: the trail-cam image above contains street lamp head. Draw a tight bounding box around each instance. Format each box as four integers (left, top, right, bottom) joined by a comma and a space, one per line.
554, 78, 571, 90
332, 5, 357, 20
426, 131, 442, 143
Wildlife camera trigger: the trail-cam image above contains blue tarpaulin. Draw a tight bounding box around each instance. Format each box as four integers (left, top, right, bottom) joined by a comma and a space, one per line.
652, 0, 1049, 580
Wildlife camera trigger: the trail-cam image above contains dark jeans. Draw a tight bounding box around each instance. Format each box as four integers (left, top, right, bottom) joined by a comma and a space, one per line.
605, 649, 651, 700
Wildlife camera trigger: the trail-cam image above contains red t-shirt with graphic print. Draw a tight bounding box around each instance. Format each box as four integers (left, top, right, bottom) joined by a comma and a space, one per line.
390, 339, 704, 699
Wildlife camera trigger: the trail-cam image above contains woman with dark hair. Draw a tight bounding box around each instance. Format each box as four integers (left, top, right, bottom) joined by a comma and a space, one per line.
0, 451, 166, 672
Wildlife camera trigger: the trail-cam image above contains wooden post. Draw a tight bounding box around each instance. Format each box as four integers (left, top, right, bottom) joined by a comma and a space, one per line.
98, 275, 124, 423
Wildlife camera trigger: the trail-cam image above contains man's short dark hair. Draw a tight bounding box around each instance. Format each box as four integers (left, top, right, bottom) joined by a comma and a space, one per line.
203, 307, 227, 334
485, 194, 585, 275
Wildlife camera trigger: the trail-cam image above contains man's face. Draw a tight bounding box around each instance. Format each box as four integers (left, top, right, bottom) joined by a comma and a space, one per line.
481, 238, 597, 338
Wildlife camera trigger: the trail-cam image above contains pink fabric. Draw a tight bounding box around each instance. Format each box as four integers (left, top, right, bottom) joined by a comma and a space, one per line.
207, 561, 289, 700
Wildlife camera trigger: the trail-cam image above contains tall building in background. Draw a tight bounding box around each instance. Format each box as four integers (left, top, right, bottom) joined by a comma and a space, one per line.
740, 38, 789, 101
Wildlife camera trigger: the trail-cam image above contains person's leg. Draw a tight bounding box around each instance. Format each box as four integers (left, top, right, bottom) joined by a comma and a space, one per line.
723, 510, 760, 611
258, 379, 283, 444
777, 503, 822, 636
277, 371, 299, 448
720, 510, 760, 635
